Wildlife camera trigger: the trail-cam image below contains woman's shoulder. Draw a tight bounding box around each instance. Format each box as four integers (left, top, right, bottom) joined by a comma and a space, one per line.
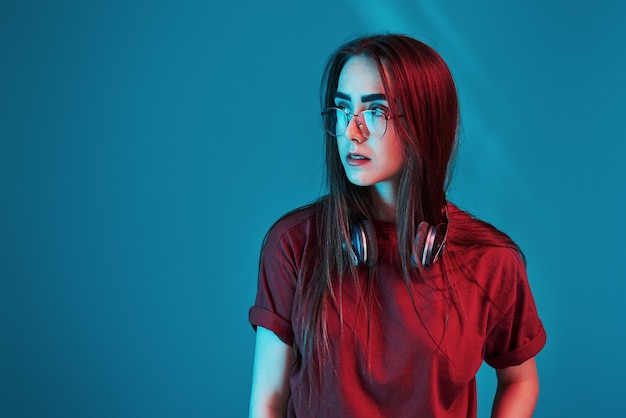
444, 204, 528, 303
446, 202, 525, 266
262, 201, 321, 252
269, 202, 319, 232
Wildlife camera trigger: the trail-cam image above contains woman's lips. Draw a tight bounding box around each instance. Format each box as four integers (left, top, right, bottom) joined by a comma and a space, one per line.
347, 153, 370, 166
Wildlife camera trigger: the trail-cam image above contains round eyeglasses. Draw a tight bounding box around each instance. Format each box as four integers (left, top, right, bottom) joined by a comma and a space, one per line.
321, 107, 395, 140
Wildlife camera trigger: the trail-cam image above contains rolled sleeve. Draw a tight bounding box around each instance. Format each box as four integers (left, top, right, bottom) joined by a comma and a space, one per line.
248, 206, 317, 348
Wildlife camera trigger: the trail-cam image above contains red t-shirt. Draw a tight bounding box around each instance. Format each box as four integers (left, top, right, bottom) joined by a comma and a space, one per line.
249, 203, 546, 417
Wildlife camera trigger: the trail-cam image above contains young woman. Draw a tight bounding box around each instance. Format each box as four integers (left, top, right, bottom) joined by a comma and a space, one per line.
248, 34, 546, 418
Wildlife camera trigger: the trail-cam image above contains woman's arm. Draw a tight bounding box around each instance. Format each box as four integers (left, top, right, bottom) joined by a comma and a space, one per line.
491, 357, 539, 418
249, 326, 294, 418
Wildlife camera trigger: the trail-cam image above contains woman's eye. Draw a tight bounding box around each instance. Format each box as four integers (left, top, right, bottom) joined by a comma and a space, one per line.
336, 106, 352, 115
372, 107, 387, 116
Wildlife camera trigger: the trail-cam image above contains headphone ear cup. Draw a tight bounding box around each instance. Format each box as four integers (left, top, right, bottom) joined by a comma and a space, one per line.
412, 221, 438, 267
411, 221, 429, 267
359, 220, 378, 267
349, 220, 378, 266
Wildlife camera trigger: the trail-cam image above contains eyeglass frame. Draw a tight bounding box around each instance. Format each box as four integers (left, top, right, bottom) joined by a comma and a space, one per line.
321, 106, 401, 140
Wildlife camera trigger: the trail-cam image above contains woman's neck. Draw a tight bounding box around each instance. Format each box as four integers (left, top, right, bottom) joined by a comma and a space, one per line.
370, 182, 398, 222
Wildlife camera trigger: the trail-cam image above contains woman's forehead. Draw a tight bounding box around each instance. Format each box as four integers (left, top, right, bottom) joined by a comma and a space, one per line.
336, 56, 386, 101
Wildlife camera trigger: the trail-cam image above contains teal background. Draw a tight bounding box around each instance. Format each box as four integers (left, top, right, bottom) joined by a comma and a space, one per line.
2, 1, 625, 416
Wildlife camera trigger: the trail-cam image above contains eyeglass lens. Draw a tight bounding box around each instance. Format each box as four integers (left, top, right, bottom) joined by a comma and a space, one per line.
323, 108, 386, 139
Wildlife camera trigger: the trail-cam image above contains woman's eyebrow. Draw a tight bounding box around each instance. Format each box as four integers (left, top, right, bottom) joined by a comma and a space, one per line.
334, 91, 351, 101
334, 91, 387, 102
361, 93, 387, 102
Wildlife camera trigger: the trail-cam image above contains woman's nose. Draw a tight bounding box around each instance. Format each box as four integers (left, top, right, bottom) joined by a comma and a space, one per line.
345, 113, 366, 143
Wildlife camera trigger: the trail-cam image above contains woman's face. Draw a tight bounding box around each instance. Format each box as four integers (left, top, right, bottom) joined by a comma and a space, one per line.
335, 55, 404, 195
